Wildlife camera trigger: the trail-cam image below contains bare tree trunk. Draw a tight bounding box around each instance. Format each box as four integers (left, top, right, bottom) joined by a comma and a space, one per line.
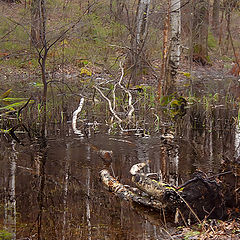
31, 0, 43, 47
212, 0, 220, 36
130, 0, 151, 85
158, 0, 170, 97
163, 0, 181, 95
192, 0, 210, 64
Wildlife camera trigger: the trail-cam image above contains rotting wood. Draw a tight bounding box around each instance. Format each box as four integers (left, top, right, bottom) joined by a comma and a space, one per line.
130, 162, 179, 204
100, 169, 164, 210
100, 160, 239, 224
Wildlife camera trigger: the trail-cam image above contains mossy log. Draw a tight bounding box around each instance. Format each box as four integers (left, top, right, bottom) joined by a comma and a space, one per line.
100, 161, 239, 224
100, 169, 164, 210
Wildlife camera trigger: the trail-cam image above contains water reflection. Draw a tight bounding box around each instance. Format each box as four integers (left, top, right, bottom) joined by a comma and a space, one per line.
4, 141, 17, 240
0, 114, 238, 239
235, 122, 240, 158
62, 143, 70, 240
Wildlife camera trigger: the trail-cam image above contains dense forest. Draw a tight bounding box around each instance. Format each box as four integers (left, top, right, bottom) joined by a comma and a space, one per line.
0, 0, 240, 239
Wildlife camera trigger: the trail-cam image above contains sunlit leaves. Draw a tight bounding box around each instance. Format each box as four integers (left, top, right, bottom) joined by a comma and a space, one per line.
0, 89, 12, 99
0, 89, 34, 118
80, 67, 92, 76
0, 100, 34, 111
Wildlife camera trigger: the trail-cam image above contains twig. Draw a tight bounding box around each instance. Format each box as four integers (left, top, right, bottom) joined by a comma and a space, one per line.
17, 97, 32, 120
93, 86, 122, 123
118, 62, 135, 121
175, 191, 203, 227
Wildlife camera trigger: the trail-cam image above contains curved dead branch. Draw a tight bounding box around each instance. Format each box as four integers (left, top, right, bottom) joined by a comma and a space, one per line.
93, 62, 135, 132
93, 85, 123, 124
72, 97, 85, 136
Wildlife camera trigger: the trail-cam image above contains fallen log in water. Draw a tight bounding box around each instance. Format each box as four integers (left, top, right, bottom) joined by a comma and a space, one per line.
130, 162, 180, 203
100, 161, 239, 224
100, 169, 164, 210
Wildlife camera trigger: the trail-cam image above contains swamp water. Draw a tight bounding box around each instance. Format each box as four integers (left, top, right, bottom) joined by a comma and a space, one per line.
0, 75, 240, 239
1, 121, 239, 239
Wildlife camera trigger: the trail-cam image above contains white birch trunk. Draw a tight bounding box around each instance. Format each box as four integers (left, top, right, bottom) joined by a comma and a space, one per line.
170, 0, 181, 72
131, 0, 151, 85
136, 0, 151, 46
163, 0, 181, 95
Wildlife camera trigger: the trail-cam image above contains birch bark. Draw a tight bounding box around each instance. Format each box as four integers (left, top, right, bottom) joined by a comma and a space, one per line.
163, 0, 181, 95
170, 0, 181, 73
130, 0, 151, 85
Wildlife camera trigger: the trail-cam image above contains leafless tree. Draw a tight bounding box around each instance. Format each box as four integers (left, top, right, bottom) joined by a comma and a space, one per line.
192, 0, 210, 64
212, 0, 220, 36
31, 0, 44, 48
129, 0, 151, 85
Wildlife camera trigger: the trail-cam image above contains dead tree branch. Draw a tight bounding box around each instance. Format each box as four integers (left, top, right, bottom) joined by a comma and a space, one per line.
72, 97, 85, 136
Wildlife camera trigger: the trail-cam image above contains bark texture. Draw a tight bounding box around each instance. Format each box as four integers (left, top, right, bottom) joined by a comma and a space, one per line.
100, 160, 240, 224
31, 0, 44, 47
163, 0, 181, 95
192, 0, 210, 63
129, 0, 151, 85
212, 0, 220, 36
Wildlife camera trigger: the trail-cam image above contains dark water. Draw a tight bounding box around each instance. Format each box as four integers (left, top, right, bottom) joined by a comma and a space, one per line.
0, 118, 239, 239
0, 72, 240, 239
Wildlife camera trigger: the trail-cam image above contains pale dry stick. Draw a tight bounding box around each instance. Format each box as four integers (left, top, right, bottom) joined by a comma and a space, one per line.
117, 62, 135, 120
72, 98, 85, 136
175, 191, 203, 228
112, 81, 118, 111
93, 86, 123, 125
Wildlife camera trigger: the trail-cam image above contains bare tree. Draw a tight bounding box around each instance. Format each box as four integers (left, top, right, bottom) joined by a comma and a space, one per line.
129, 0, 151, 85
110, 0, 126, 20
192, 0, 210, 65
212, 0, 220, 36
31, 0, 44, 48
163, 0, 181, 95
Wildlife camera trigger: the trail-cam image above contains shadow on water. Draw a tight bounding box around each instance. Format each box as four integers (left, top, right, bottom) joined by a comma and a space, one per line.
0, 77, 240, 239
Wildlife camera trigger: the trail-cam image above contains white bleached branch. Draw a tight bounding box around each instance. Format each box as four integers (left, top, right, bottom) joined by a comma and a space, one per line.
72, 97, 85, 136
93, 86, 122, 123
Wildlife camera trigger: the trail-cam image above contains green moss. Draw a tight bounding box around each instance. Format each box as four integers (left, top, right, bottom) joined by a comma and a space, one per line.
0, 229, 12, 240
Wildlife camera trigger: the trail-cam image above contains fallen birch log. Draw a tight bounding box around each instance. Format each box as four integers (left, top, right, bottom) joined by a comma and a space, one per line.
100, 162, 229, 224
130, 162, 180, 204
100, 169, 164, 210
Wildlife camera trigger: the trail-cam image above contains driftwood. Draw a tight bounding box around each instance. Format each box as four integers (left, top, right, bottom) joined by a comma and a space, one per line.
100, 169, 164, 210
100, 160, 240, 224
